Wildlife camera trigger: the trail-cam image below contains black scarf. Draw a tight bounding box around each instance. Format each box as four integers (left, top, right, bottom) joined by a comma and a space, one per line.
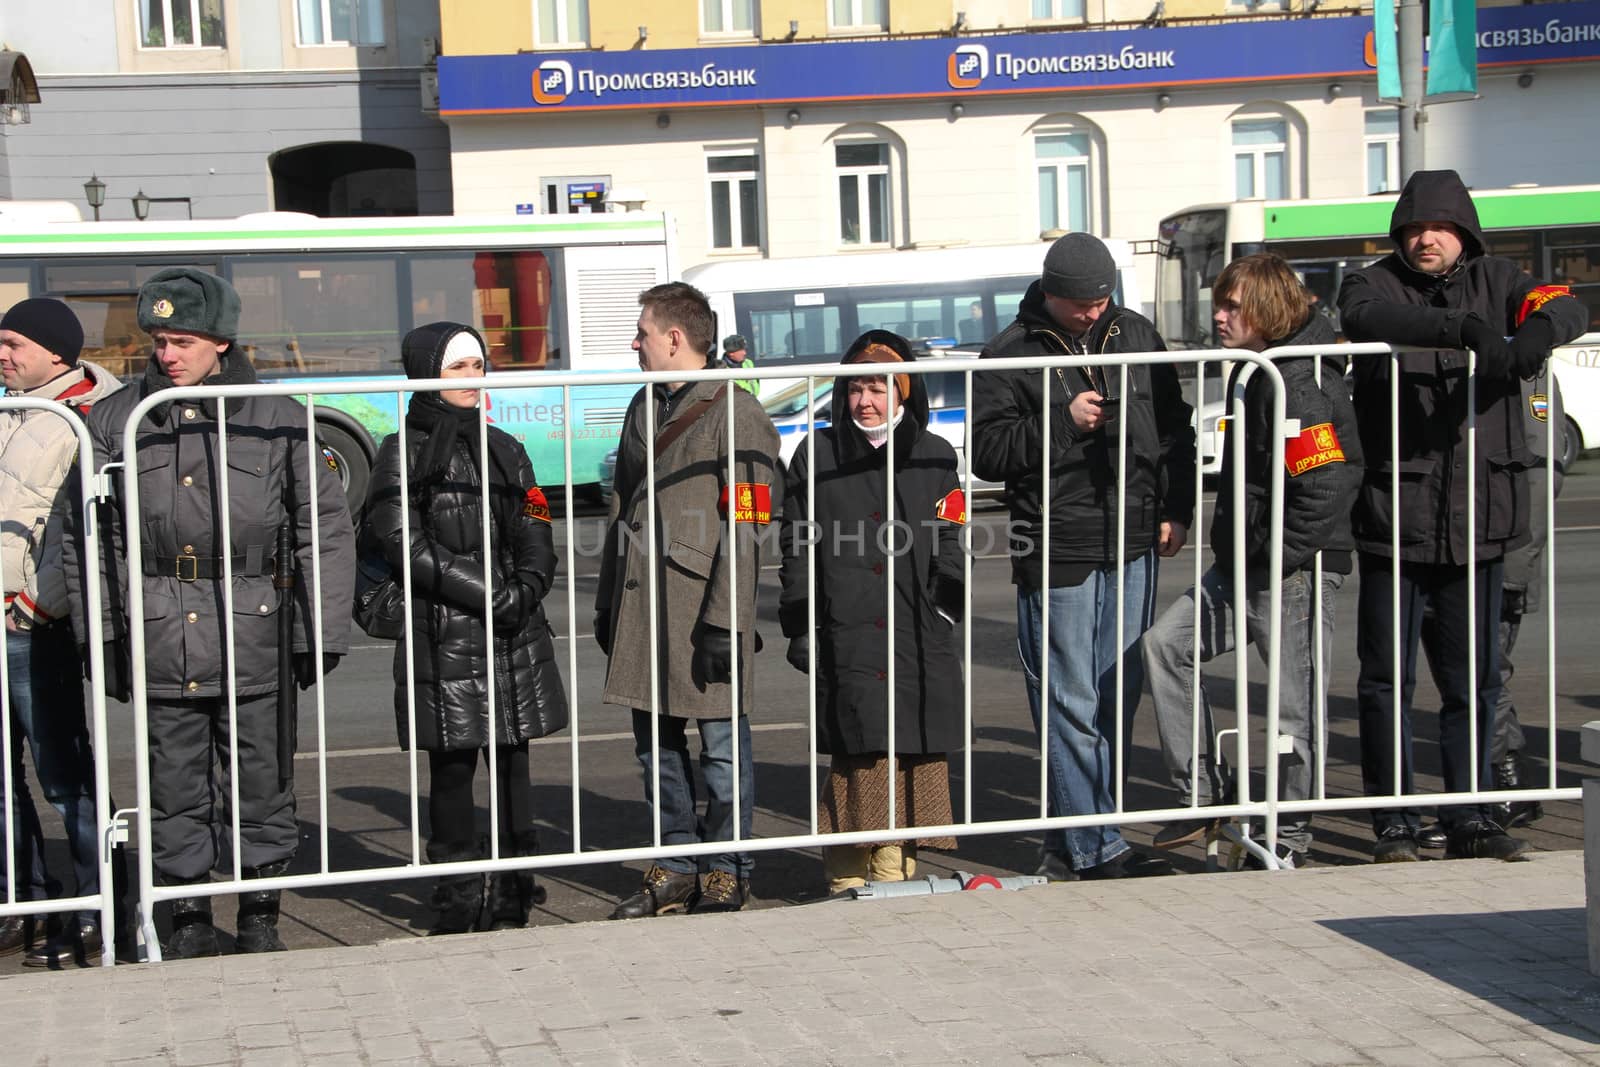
142, 348, 257, 421
404, 391, 527, 536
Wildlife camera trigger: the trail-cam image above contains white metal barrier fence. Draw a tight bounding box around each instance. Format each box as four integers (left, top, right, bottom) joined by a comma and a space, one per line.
0, 397, 114, 965
14, 338, 1585, 964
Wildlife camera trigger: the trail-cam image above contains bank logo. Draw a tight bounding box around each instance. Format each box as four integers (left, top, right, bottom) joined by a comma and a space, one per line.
533, 60, 573, 105
947, 44, 988, 89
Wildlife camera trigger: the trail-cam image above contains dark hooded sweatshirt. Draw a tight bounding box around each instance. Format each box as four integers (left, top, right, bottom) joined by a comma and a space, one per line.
777, 331, 966, 756
1336, 169, 1588, 565
971, 281, 1196, 589
1208, 312, 1363, 583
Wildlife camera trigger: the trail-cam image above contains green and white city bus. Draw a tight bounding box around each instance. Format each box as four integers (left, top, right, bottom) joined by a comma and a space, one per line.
1155, 185, 1600, 470
0, 210, 677, 503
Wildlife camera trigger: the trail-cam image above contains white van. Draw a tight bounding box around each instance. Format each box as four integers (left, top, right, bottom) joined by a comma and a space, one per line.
683, 239, 1141, 366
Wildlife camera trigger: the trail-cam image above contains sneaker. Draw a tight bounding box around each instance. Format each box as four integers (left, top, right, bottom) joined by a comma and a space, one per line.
609, 865, 699, 920
1372, 826, 1420, 863
1416, 823, 1447, 849
1152, 817, 1218, 850
689, 870, 749, 914
1444, 820, 1531, 862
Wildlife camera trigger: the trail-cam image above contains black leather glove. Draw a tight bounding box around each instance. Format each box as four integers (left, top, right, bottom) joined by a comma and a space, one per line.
86, 640, 133, 703
932, 574, 965, 625
785, 634, 810, 674
593, 611, 613, 656
693, 626, 735, 686
293, 652, 341, 690
1460, 315, 1513, 379
491, 580, 531, 630
1509, 316, 1556, 380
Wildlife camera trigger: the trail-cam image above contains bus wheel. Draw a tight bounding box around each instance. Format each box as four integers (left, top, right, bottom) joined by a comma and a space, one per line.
1560, 416, 1581, 474
317, 422, 371, 509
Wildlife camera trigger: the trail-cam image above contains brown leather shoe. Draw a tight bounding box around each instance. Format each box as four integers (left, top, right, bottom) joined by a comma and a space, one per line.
609, 865, 698, 920
690, 869, 749, 914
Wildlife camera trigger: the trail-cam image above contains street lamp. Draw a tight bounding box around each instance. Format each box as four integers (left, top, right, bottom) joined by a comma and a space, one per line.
131, 189, 151, 221
83, 174, 105, 221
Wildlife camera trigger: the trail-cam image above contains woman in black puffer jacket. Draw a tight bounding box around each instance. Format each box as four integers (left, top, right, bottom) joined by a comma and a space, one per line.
364, 322, 568, 935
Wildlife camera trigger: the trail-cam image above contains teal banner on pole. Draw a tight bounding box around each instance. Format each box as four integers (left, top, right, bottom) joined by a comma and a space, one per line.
1373, 0, 1401, 101
1426, 0, 1479, 97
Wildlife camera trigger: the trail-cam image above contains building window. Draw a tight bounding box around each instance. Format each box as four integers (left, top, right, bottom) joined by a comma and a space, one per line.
1031, 0, 1086, 18
1364, 109, 1400, 195
297, 0, 385, 46
1036, 133, 1091, 234
830, 0, 887, 31
1232, 118, 1287, 200
140, 0, 223, 48
535, 0, 589, 46
703, 0, 757, 35
836, 142, 891, 246
708, 153, 761, 251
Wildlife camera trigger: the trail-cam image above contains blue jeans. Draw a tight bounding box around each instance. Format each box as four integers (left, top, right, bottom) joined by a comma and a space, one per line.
631, 711, 754, 877
1016, 554, 1156, 871
8, 621, 99, 916
1143, 566, 1344, 854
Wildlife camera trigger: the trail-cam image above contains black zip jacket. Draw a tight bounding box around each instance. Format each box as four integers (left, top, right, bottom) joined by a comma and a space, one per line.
972, 281, 1196, 589
1208, 313, 1363, 583
1337, 169, 1589, 564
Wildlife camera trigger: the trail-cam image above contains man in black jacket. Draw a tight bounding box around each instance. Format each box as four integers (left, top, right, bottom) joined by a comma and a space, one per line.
1337, 169, 1587, 863
1143, 254, 1362, 868
973, 233, 1194, 879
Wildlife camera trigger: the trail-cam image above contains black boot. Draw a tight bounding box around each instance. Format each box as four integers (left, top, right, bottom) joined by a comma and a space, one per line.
1492, 753, 1544, 828
166, 894, 220, 960
426, 842, 484, 936
235, 859, 291, 953
488, 832, 547, 931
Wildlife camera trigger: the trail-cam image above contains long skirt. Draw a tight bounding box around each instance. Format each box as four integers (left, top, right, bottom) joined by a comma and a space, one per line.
817, 753, 956, 849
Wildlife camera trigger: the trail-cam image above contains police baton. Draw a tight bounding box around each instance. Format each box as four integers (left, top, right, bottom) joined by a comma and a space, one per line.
274, 517, 297, 792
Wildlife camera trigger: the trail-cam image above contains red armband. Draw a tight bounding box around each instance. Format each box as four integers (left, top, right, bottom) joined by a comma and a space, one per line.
1516, 285, 1572, 327
1284, 423, 1346, 478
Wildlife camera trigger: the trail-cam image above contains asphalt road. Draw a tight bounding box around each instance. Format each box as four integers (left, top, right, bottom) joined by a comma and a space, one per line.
8, 466, 1600, 967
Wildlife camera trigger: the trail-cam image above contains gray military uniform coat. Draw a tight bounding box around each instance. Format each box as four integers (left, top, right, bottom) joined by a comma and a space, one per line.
68, 379, 355, 700
596, 378, 781, 718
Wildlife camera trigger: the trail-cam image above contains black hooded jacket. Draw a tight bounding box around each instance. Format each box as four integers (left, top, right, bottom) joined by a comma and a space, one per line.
1337, 169, 1589, 564
364, 322, 568, 751
1208, 312, 1363, 582
972, 282, 1196, 589
777, 331, 966, 756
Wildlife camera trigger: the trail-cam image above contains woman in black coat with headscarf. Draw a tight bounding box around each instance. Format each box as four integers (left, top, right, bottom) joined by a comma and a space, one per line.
778, 330, 967, 893
364, 322, 568, 934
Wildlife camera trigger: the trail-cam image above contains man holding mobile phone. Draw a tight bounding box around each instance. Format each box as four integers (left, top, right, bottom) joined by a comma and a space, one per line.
973, 232, 1195, 881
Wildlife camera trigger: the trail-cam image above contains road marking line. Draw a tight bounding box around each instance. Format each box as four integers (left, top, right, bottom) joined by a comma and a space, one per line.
296, 721, 809, 760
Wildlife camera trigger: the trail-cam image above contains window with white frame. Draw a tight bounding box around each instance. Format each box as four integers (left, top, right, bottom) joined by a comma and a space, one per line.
1232, 118, 1288, 200
703, 0, 757, 35
297, 0, 385, 46
535, 0, 589, 46
708, 152, 761, 250
1031, 0, 1086, 18
1036, 132, 1092, 234
140, 0, 223, 48
835, 142, 891, 246
1364, 109, 1400, 195
830, 0, 887, 31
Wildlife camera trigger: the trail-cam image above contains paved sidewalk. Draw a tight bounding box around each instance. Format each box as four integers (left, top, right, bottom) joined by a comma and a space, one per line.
2, 852, 1597, 1066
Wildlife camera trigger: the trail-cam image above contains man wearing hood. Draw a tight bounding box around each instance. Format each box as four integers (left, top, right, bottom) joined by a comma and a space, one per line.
1143, 254, 1362, 869
0, 298, 123, 965
973, 233, 1195, 880
1337, 169, 1587, 863
64, 268, 355, 955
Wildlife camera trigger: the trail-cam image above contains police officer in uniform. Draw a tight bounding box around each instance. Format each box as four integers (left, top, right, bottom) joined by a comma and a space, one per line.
65, 268, 354, 956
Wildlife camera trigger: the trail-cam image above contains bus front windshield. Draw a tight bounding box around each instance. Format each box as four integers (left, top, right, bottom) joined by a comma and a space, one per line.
1157, 209, 1228, 349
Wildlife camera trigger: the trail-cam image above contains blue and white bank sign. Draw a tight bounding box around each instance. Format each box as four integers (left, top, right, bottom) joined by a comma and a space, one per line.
438, 0, 1600, 115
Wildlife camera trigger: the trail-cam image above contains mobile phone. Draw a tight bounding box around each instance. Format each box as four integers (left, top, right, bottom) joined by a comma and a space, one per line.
1097, 395, 1121, 408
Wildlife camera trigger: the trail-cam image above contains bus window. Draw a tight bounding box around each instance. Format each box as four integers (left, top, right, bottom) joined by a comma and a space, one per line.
996, 287, 1029, 329
1551, 229, 1600, 331
0, 266, 29, 317
232, 256, 400, 376
858, 293, 980, 343
409, 251, 561, 370
746, 305, 843, 361
1484, 230, 1537, 275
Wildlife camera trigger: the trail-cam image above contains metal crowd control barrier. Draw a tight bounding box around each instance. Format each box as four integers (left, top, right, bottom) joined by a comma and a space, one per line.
101, 337, 1584, 963
0, 398, 115, 966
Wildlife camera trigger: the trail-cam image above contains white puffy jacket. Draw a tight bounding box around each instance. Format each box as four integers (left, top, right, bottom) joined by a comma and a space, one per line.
0, 362, 122, 623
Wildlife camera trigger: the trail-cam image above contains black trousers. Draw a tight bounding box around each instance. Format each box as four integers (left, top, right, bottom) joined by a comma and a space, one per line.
148, 693, 297, 881
1356, 554, 1502, 835
426, 743, 533, 861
